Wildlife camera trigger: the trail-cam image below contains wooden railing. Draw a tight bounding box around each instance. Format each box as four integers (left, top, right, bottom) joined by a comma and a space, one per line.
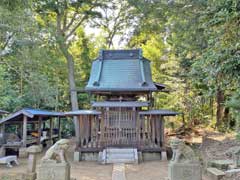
78, 111, 164, 152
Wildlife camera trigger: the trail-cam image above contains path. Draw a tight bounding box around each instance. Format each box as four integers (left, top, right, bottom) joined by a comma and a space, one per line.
112, 163, 126, 180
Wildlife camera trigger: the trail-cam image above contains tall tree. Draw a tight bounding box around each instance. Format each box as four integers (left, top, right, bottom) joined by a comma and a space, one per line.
34, 0, 107, 139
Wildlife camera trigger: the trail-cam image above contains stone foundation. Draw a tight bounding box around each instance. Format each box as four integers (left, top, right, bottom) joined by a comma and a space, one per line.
142, 152, 161, 161
80, 152, 99, 161
37, 162, 70, 180
168, 163, 202, 180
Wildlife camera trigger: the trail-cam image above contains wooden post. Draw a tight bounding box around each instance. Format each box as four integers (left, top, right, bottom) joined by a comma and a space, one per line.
22, 115, 27, 147
161, 117, 165, 148
49, 118, 53, 145
0, 123, 5, 138
58, 117, 61, 139
37, 116, 42, 145
78, 116, 83, 147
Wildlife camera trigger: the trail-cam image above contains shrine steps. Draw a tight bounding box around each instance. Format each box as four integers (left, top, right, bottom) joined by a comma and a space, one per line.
99, 148, 138, 164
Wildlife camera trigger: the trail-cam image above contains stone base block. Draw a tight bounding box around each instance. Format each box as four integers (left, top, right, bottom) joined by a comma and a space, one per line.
142, 152, 161, 161
80, 152, 98, 161
168, 163, 202, 180
207, 167, 225, 180
73, 151, 80, 162
208, 160, 232, 170
19, 147, 28, 158
161, 151, 167, 161
37, 162, 70, 180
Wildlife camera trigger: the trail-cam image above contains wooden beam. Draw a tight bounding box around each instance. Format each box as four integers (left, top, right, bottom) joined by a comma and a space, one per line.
22, 115, 27, 147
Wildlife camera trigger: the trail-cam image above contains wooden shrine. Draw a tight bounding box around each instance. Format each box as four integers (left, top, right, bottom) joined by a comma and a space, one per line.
69, 49, 178, 154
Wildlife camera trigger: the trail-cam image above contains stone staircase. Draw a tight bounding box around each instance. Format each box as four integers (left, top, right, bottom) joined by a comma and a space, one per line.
99, 148, 138, 164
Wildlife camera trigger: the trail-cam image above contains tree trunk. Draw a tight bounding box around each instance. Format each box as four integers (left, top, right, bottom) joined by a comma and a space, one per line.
216, 87, 225, 129
58, 41, 80, 144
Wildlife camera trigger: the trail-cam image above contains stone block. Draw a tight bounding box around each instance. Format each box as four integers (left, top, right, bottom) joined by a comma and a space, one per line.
37, 162, 70, 180
19, 147, 28, 158
73, 151, 80, 162
168, 163, 202, 180
142, 152, 161, 161
137, 152, 143, 163
161, 151, 168, 161
81, 152, 98, 161
208, 160, 232, 170
207, 167, 225, 180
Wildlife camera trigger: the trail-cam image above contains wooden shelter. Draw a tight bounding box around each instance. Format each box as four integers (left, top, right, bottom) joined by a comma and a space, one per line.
0, 108, 64, 150
73, 49, 178, 154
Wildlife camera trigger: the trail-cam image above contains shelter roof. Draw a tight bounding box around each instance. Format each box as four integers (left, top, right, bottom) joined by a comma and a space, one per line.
92, 101, 149, 107
0, 108, 64, 124
85, 49, 159, 93
139, 109, 179, 116
65, 110, 101, 116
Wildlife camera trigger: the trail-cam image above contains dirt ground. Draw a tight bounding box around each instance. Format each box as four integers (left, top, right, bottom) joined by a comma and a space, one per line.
1, 131, 234, 180
0, 157, 211, 180
0, 153, 113, 180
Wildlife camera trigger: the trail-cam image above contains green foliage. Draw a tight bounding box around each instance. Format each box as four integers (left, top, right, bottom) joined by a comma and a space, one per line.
0, 0, 239, 135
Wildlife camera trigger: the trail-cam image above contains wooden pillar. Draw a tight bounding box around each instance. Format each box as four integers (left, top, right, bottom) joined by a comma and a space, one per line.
58, 117, 61, 139
49, 118, 53, 145
0, 123, 5, 138
152, 115, 156, 147
160, 116, 165, 148
100, 108, 105, 147
156, 116, 160, 147
78, 116, 83, 147
37, 116, 42, 145
22, 115, 27, 147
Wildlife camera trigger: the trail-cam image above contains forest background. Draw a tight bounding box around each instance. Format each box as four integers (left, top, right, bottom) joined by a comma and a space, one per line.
0, 0, 239, 134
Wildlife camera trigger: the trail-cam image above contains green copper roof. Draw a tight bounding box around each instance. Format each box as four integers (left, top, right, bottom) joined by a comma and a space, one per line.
85, 49, 157, 92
